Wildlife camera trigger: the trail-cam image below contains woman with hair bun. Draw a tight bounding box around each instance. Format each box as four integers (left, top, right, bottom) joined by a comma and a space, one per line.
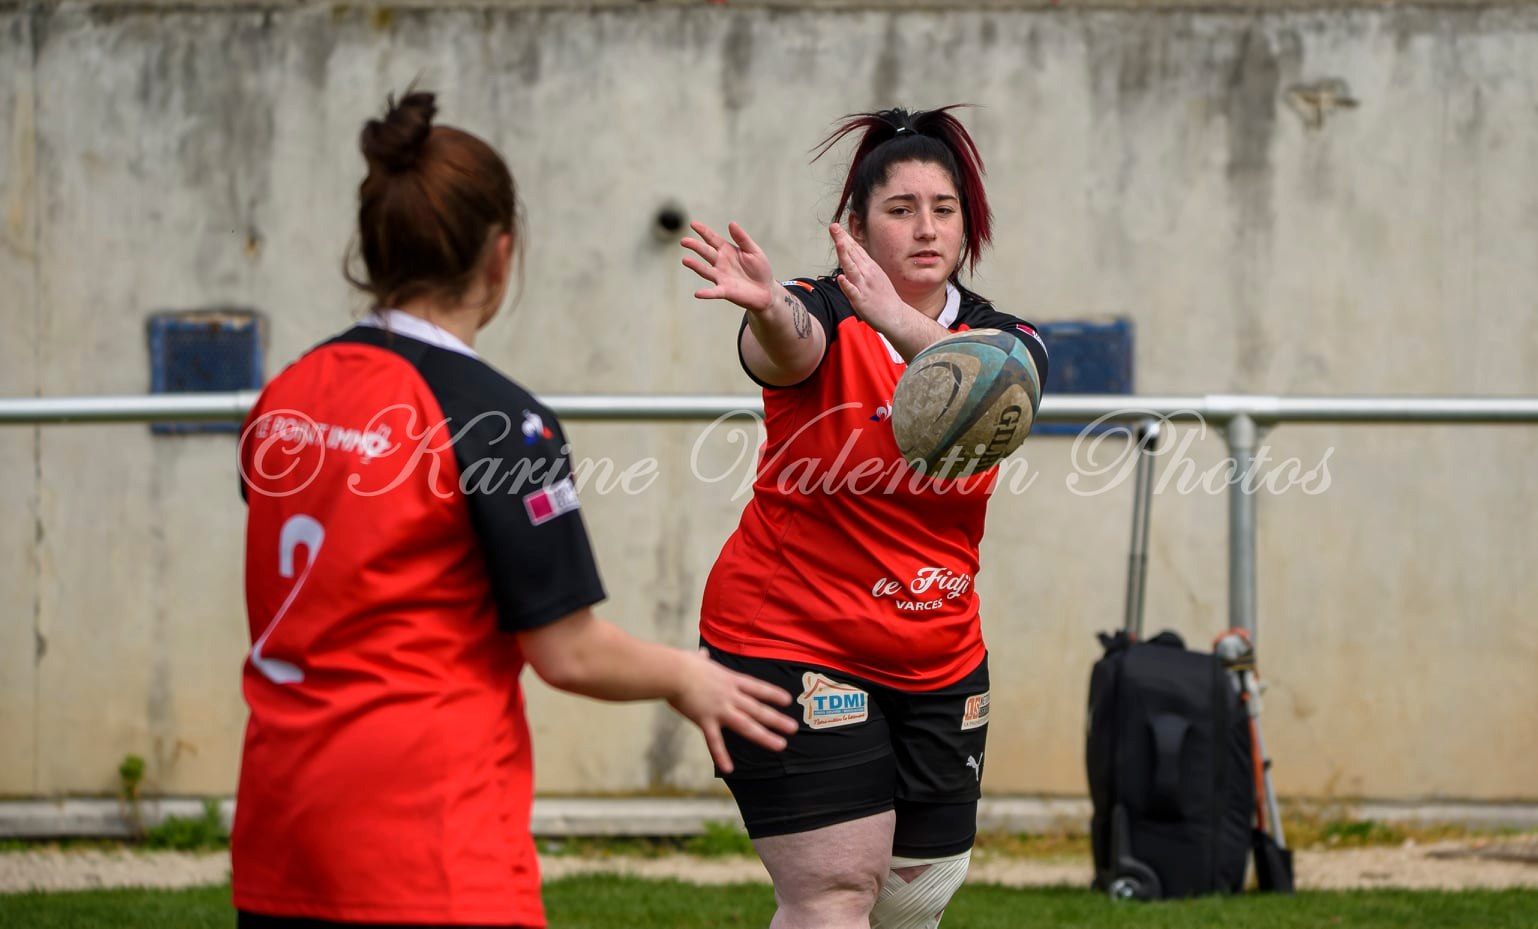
232, 90, 796, 929
681, 106, 1050, 929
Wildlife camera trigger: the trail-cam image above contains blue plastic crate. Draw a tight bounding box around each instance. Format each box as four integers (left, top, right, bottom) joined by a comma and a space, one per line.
147, 310, 264, 434
1033, 318, 1134, 437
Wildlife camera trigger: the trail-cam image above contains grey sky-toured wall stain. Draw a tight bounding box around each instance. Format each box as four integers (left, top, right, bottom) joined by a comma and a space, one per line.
1225, 26, 1291, 390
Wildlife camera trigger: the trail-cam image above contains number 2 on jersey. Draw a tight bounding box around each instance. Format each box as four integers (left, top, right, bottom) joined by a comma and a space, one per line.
253, 514, 324, 685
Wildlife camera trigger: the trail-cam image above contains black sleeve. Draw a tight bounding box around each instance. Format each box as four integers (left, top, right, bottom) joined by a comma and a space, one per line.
962, 305, 1050, 391
426, 365, 607, 633
735, 277, 842, 390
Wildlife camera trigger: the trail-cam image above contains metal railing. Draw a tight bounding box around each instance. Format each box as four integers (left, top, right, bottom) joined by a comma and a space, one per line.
5, 391, 1538, 645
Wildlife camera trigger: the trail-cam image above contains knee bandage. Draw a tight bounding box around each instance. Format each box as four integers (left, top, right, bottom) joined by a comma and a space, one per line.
868, 850, 971, 929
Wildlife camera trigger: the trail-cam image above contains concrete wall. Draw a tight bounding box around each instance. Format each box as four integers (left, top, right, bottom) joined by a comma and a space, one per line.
1, 7, 39, 798
1, 1, 1536, 803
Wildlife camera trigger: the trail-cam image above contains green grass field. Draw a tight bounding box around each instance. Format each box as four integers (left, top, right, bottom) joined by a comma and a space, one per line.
1, 878, 1535, 928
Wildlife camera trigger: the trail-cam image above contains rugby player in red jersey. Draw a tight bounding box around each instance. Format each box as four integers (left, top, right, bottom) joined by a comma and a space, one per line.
232, 91, 796, 929
681, 107, 1049, 929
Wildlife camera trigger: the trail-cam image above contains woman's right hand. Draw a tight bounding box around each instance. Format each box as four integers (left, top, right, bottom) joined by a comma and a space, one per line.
669, 648, 799, 774
681, 221, 778, 314
521, 610, 797, 774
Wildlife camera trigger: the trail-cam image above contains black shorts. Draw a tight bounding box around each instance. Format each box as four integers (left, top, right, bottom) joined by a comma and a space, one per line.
707, 645, 990, 858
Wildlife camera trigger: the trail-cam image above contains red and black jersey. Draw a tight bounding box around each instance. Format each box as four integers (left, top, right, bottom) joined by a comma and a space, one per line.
700, 279, 1048, 692
232, 311, 603, 927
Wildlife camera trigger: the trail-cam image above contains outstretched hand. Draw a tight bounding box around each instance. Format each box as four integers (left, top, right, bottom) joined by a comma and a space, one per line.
669, 648, 798, 774
830, 222, 907, 333
681, 221, 778, 314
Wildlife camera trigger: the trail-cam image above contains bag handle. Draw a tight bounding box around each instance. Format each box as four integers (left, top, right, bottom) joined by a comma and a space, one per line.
1148, 713, 1188, 819
1123, 420, 1162, 638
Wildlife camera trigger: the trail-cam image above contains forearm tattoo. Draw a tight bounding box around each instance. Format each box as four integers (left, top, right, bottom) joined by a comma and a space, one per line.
786, 295, 812, 339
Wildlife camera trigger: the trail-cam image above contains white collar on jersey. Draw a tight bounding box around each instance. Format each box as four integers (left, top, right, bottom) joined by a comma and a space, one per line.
359, 308, 480, 359
878, 283, 961, 364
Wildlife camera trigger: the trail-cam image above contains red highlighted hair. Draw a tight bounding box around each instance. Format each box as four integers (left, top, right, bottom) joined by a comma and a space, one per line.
814, 106, 993, 279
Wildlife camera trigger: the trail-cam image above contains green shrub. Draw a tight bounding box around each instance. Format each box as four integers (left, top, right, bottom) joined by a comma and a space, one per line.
681, 820, 755, 857
143, 799, 228, 852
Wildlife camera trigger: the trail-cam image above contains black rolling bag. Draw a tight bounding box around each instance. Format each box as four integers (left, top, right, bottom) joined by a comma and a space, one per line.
1084, 421, 1281, 900
1086, 629, 1255, 899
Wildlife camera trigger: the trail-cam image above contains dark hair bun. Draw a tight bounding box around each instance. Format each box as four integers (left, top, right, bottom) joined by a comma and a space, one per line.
361, 91, 437, 173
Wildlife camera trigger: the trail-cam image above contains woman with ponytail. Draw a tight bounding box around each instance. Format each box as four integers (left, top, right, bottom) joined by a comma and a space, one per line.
682, 107, 1050, 929
231, 91, 796, 929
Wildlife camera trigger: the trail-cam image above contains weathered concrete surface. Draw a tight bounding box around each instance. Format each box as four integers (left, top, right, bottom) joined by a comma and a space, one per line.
1, 9, 40, 797
0, 3, 1536, 802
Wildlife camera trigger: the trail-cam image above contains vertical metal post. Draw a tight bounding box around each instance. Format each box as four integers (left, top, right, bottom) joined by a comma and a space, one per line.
1226, 414, 1258, 643
1124, 420, 1160, 638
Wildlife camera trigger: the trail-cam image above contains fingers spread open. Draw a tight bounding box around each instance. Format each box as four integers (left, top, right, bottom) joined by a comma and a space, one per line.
738, 676, 792, 706
703, 723, 732, 774
680, 236, 719, 265
681, 255, 719, 282
730, 685, 797, 740
725, 708, 790, 752
759, 703, 799, 736
691, 220, 726, 249
727, 222, 761, 257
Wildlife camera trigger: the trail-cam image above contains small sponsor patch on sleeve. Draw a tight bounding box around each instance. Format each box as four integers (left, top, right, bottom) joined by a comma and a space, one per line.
523, 476, 581, 526
781, 279, 816, 292
961, 691, 990, 731
1014, 324, 1048, 358
521, 409, 554, 444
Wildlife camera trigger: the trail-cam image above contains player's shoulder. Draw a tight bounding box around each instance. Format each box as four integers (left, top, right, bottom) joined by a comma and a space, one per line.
780, 275, 839, 299
953, 288, 1004, 322
420, 352, 556, 435
255, 325, 418, 405
955, 292, 1040, 339
427, 349, 538, 408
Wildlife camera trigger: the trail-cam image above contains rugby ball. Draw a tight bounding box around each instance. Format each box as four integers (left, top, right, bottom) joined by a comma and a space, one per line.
891, 329, 1042, 479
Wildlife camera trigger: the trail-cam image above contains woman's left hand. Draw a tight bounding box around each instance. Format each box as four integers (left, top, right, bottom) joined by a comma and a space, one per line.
830, 222, 908, 334
830, 222, 951, 362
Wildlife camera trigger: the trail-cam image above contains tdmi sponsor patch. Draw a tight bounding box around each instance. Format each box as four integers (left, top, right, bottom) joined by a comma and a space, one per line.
797, 672, 869, 730
961, 691, 990, 731
524, 476, 581, 526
